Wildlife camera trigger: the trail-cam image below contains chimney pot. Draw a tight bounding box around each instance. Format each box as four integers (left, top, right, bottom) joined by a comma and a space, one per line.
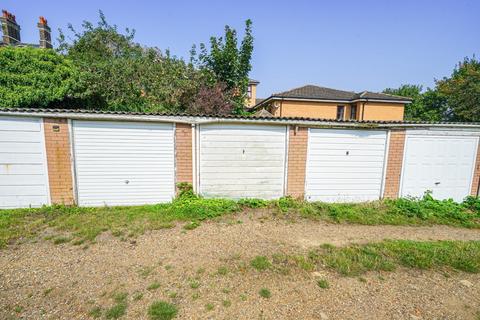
1, 9, 21, 45
37, 15, 52, 48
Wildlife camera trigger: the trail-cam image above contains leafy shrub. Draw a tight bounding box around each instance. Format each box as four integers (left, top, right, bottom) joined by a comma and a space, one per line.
386, 192, 472, 222
276, 196, 301, 213
237, 198, 269, 208
463, 196, 480, 213
176, 183, 196, 199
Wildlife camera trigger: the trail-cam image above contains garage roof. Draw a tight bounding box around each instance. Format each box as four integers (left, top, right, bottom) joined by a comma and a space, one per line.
0, 108, 479, 129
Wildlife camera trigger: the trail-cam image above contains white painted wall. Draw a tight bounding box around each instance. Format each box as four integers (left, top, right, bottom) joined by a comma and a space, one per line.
199, 123, 287, 199
400, 132, 478, 202
305, 129, 387, 202
72, 120, 175, 206
0, 117, 50, 208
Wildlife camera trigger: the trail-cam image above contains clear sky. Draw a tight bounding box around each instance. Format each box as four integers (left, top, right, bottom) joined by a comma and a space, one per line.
3, 0, 479, 98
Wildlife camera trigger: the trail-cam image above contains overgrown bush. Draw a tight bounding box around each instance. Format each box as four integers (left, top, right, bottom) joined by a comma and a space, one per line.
386, 192, 478, 221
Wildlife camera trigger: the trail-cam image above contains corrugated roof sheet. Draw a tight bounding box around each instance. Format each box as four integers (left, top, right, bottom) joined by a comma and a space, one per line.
0, 108, 479, 126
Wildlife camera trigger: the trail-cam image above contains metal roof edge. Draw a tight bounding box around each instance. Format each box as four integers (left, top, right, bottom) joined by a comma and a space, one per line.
0, 108, 479, 129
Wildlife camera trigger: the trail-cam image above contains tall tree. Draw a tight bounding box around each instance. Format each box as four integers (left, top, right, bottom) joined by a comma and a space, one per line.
383, 84, 447, 121
436, 56, 480, 122
193, 20, 254, 114
0, 46, 81, 109
58, 11, 201, 112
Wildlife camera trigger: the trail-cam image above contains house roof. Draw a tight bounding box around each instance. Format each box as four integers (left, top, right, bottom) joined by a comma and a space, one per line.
254, 85, 412, 108
248, 79, 260, 84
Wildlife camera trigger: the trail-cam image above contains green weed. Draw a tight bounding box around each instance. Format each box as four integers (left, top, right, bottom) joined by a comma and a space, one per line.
250, 256, 271, 271
148, 301, 177, 320
259, 288, 271, 298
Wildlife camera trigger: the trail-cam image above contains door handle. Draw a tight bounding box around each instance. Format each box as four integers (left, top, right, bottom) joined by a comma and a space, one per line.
434, 182, 440, 185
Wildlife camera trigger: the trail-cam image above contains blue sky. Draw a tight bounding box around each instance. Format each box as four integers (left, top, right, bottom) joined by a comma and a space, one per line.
3, 0, 479, 98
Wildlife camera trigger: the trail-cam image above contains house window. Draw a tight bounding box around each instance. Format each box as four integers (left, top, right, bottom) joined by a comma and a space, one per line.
350, 105, 357, 120
247, 85, 252, 98
336, 106, 345, 120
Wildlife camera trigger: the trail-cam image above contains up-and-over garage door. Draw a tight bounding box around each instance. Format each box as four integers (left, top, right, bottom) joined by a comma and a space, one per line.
72, 120, 175, 206
400, 132, 478, 202
305, 129, 388, 202
199, 124, 287, 199
0, 117, 50, 208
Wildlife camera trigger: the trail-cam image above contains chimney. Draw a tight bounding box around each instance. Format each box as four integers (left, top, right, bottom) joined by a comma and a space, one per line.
37, 16, 52, 48
0, 10, 21, 45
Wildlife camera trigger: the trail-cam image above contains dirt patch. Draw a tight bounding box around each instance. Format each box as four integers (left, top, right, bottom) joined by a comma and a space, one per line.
1, 213, 479, 319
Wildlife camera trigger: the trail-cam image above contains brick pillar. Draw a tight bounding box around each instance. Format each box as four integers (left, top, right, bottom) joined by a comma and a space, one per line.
471, 140, 480, 196
383, 130, 406, 199
175, 123, 193, 186
43, 118, 74, 205
286, 126, 308, 198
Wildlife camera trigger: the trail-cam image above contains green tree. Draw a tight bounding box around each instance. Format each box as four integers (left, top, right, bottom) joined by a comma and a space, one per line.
436, 56, 480, 122
58, 11, 202, 112
0, 46, 81, 109
194, 20, 254, 113
383, 84, 447, 121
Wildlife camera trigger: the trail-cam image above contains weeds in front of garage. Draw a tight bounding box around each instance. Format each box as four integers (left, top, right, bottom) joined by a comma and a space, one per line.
1, 189, 479, 249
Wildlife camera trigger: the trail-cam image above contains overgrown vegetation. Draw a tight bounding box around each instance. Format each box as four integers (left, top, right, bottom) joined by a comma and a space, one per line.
305, 240, 480, 276
0, 192, 479, 248
1, 11, 254, 115
300, 193, 480, 228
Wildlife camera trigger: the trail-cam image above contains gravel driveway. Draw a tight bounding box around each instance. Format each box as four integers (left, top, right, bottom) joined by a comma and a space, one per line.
1, 213, 479, 319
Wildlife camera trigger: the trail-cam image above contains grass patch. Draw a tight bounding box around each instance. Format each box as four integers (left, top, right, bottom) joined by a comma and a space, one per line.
147, 281, 161, 291
300, 194, 480, 228
1, 193, 479, 249
183, 221, 200, 230
53, 236, 71, 245
88, 306, 102, 318
138, 266, 155, 279
189, 280, 200, 289
148, 301, 178, 320
205, 303, 214, 311
217, 266, 229, 276
250, 256, 271, 271
317, 279, 329, 289
306, 240, 480, 276
259, 288, 271, 298
105, 303, 126, 319
222, 299, 232, 307
43, 288, 53, 296
0, 194, 239, 248
132, 292, 143, 301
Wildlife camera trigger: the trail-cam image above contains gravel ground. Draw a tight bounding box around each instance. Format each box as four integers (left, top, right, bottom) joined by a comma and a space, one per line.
1, 213, 479, 319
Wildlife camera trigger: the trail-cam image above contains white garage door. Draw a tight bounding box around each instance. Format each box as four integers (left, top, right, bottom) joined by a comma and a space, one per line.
0, 117, 50, 209
199, 124, 287, 199
400, 133, 478, 202
305, 129, 387, 202
72, 121, 175, 206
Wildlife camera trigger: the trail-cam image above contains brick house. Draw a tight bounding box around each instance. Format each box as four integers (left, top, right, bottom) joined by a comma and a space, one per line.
250, 84, 412, 121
